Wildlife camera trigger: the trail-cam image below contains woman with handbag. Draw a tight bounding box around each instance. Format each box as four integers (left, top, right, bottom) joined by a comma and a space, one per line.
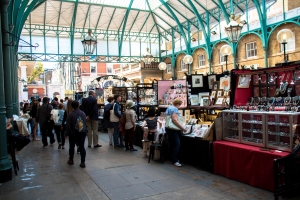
104, 96, 114, 145
165, 98, 187, 167
124, 100, 137, 151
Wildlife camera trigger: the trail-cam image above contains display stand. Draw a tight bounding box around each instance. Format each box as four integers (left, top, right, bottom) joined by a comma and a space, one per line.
136, 82, 158, 121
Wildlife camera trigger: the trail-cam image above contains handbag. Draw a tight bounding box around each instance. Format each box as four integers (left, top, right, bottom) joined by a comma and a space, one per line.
165, 115, 185, 131
110, 103, 120, 122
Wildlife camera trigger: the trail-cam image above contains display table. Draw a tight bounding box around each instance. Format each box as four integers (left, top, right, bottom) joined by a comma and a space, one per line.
214, 141, 289, 191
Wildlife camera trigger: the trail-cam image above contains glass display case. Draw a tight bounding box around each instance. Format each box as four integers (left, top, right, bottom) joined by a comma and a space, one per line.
222, 110, 240, 143
265, 112, 300, 152
240, 112, 265, 147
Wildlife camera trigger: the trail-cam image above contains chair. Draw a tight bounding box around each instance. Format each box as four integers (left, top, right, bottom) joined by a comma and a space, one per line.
148, 134, 164, 163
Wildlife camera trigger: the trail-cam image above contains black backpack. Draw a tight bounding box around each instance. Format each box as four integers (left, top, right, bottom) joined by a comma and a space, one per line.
104, 103, 114, 120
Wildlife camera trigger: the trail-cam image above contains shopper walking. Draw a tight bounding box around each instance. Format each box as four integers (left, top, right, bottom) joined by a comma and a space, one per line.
30, 99, 40, 141
104, 96, 114, 145
51, 103, 66, 149
65, 100, 88, 168
124, 100, 137, 151
82, 90, 101, 148
165, 98, 187, 167
36, 97, 55, 148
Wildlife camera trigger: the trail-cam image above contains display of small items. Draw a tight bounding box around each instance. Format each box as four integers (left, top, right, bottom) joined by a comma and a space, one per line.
138, 89, 157, 105
161, 84, 187, 107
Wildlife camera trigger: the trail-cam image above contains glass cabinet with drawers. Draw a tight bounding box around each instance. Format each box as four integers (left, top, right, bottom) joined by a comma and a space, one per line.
265, 112, 300, 152
240, 112, 265, 147
222, 110, 240, 143
222, 110, 300, 152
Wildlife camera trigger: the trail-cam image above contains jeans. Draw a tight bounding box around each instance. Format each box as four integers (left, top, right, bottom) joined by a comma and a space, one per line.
69, 133, 86, 163
54, 125, 65, 146
86, 120, 98, 146
125, 127, 134, 149
112, 122, 120, 146
166, 128, 181, 164
40, 126, 55, 146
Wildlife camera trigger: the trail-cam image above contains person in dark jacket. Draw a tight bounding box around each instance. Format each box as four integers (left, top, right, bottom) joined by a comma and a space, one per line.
81, 91, 101, 148
65, 100, 87, 168
111, 94, 123, 148
104, 96, 114, 145
36, 97, 55, 148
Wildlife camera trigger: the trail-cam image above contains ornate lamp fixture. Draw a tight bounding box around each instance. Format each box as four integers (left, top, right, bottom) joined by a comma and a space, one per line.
277, 29, 293, 63
143, 48, 154, 66
158, 62, 167, 80
220, 44, 232, 74
82, 29, 97, 55
224, 14, 244, 42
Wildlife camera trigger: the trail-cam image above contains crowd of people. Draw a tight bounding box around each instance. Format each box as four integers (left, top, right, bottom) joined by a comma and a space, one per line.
11, 91, 186, 168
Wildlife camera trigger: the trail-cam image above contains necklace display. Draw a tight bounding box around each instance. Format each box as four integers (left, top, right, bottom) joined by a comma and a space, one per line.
260, 74, 267, 84
260, 87, 267, 97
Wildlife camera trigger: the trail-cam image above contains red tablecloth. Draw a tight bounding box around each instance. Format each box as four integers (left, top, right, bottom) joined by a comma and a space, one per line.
213, 141, 289, 191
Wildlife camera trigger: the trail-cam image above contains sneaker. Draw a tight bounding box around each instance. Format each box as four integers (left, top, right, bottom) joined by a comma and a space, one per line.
58, 144, 62, 149
67, 160, 74, 165
80, 163, 86, 168
94, 144, 102, 148
173, 162, 182, 167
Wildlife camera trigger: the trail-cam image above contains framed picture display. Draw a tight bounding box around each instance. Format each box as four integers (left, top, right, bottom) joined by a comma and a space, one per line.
202, 96, 210, 106
178, 110, 183, 117
189, 114, 196, 119
166, 64, 172, 74
217, 89, 223, 97
223, 90, 230, 97
212, 81, 219, 90
190, 95, 199, 105
191, 75, 204, 88
198, 92, 210, 105
215, 97, 224, 105
184, 109, 190, 117
210, 90, 217, 99
219, 76, 230, 90
224, 97, 230, 105
208, 75, 216, 89
238, 75, 251, 88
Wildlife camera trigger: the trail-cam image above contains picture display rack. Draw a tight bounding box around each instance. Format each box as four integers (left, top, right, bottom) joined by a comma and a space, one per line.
136, 82, 157, 121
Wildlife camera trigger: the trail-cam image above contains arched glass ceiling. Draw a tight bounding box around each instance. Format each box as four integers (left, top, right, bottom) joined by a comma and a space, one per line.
76, 0, 169, 11
23, 0, 265, 40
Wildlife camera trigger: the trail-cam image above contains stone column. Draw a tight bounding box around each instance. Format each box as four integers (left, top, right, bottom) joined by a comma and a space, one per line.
0, 0, 12, 182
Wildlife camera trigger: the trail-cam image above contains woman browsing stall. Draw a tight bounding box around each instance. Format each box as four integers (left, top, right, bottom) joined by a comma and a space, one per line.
165, 98, 187, 167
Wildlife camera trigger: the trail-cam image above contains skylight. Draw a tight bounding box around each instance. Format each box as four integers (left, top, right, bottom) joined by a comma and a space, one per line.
77, 0, 169, 11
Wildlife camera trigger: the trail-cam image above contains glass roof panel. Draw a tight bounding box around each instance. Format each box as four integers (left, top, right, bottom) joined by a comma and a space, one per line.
77, 0, 169, 11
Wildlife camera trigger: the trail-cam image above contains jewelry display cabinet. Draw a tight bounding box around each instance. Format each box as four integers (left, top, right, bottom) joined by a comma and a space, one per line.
222, 110, 240, 143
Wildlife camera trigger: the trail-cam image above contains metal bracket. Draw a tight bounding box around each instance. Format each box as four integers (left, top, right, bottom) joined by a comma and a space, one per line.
3, 30, 39, 48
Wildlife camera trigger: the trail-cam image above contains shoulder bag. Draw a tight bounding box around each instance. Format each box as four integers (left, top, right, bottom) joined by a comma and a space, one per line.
165, 115, 185, 131
110, 103, 120, 122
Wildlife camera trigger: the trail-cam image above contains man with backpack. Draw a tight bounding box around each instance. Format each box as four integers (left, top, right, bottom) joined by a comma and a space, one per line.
65, 100, 88, 168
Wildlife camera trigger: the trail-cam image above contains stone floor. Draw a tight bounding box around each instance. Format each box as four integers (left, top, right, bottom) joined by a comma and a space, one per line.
0, 132, 298, 200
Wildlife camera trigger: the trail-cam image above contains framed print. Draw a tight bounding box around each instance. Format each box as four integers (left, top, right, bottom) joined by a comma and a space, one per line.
166, 64, 172, 74
198, 92, 209, 105
184, 109, 190, 117
203, 98, 211, 106
210, 90, 217, 99
223, 90, 230, 97
215, 97, 224, 105
219, 76, 231, 90
106, 65, 113, 74
191, 75, 204, 88
224, 97, 230, 105
212, 81, 219, 90
237, 75, 251, 88
208, 75, 216, 89
190, 95, 199, 105
178, 110, 183, 117
217, 89, 223, 97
